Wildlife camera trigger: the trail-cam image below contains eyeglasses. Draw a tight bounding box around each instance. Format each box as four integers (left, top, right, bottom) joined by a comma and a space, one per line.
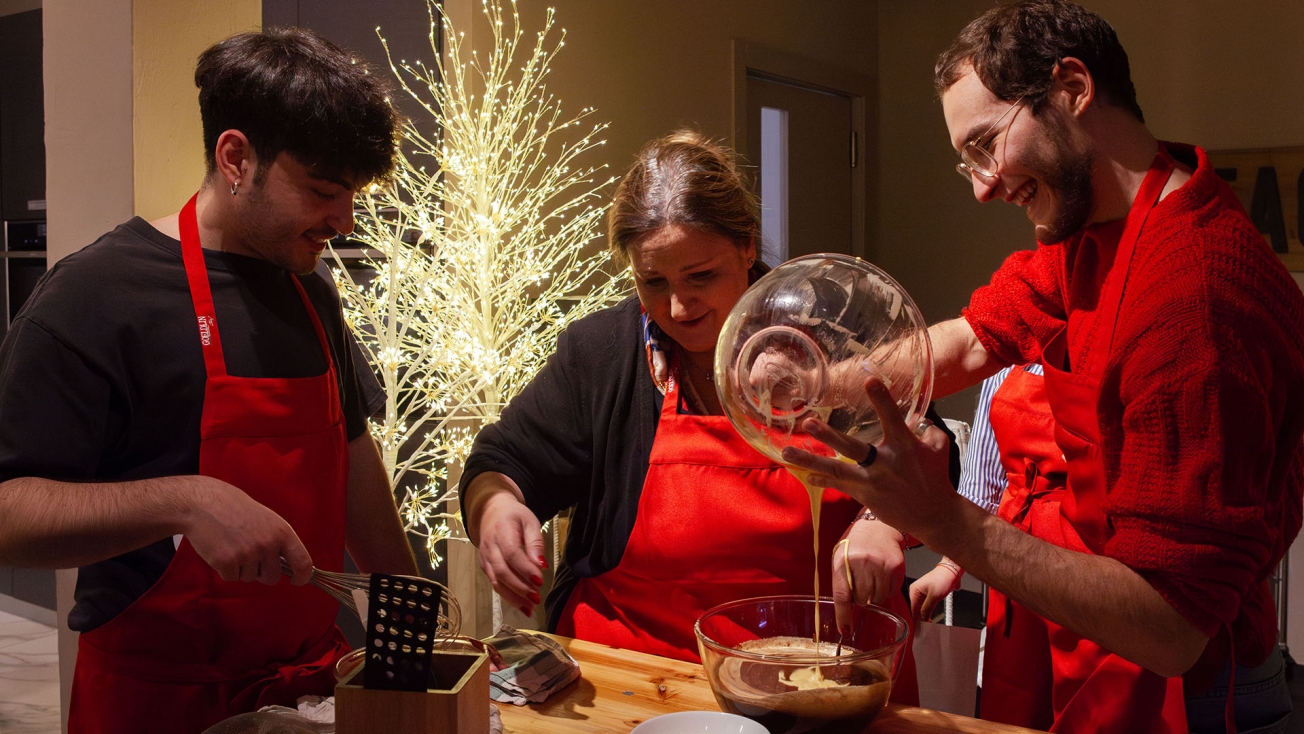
955, 94, 1027, 182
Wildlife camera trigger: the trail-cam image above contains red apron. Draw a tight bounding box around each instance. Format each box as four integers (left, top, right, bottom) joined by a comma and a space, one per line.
68, 194, 351, 733
1030, 146, 1189, 733
556, 354, 920, 704
979, 366, 1066, 731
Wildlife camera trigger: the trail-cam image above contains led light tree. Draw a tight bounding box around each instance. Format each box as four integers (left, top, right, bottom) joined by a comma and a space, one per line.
332, 0, 628, 569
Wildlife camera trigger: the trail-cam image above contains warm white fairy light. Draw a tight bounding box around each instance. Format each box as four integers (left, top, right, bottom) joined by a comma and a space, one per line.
331, 0, 628, 569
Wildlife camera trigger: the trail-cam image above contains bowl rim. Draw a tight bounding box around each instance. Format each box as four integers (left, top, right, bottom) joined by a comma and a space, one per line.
630, 710, 769, 734
694, 594, 908, 665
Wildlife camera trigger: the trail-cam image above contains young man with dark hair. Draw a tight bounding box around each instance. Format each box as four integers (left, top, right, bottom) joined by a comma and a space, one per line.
783, 1, 1304, 731
0, 27, 417, 732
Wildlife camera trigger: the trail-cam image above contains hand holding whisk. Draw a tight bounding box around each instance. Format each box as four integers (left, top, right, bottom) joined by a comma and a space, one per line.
280, 562, 506, 681
279, 561, 462, 642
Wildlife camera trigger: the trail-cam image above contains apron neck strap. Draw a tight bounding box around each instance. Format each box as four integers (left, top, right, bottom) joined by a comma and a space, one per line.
177, 193, 334, 379
1098, 143, 1177, 356
180, 194, 229, 378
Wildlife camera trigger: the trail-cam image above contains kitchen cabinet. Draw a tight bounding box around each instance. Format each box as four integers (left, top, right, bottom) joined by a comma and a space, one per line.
0, 6, 47, 342
0, 8, 46, 222
262, 0, 436, 134
0, 220, 46, 343
0, 7, 53, 621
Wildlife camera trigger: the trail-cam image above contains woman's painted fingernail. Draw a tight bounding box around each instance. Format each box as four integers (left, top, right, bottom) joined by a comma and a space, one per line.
523, 605, 535, 617
537, 555, 549, 569
528, 591, 542, 604
531, 574, 543, 586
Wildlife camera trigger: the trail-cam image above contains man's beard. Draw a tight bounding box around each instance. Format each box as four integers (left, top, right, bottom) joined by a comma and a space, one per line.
235, 184, 326, 275
1033, 129, 1094, 245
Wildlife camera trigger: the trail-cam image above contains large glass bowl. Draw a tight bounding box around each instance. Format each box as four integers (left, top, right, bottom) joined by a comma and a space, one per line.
695, 596, 908, 733
715, 253, 933, 464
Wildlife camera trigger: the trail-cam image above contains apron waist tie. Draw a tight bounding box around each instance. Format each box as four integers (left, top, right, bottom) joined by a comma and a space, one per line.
230, 631, 349, 712
1012, 485, 1065, 527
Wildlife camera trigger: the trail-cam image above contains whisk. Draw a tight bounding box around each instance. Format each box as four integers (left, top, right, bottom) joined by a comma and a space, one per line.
281, 562, 462, 643
283, 563, 504, 681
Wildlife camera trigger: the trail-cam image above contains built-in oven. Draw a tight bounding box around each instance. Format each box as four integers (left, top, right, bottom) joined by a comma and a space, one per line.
1, 220, 47, 344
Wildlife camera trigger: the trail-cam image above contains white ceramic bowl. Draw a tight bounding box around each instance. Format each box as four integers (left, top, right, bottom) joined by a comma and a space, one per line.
630, 710, 770, 734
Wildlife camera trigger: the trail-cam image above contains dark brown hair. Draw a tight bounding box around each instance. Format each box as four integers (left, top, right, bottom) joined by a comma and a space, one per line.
607, 130, 759, 263
195, 27, 401, 186
934, 0, 1143, 123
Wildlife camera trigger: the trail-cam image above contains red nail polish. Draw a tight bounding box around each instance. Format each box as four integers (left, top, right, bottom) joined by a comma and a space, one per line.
537, 555, 549, 569
528, 591, 542, 604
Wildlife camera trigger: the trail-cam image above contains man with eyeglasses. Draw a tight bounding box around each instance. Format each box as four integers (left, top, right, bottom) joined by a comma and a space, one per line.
780, 1, 1304, 732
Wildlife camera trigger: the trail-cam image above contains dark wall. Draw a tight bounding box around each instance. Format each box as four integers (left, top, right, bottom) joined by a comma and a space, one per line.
263, 0, 438, 137
0, 8, 45, 222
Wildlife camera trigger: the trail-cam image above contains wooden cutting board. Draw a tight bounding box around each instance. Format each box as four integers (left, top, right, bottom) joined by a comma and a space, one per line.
496, 634, 1046, 733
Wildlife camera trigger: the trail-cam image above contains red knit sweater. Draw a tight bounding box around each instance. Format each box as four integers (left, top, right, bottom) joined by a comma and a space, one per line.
964, 143, 1304, 666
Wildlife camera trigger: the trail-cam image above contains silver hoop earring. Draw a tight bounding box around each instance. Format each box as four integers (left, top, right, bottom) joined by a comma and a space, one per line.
230, 181, 239, 196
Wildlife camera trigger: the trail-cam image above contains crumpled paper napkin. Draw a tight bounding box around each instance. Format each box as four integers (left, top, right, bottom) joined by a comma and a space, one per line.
483, 625, 581, 705
253, 698, 333, 732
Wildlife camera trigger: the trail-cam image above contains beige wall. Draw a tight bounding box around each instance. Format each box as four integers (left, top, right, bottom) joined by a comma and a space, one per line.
132, 0, 260, 220
44, 0, 134, 265
444, 0, 877, 209
1108, 0, 1304, 151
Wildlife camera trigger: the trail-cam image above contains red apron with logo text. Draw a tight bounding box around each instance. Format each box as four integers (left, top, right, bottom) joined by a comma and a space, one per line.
556, 355, 920, 704
1031, 147, 1189, 733
979, 366, 1066, 731
68, 194, 350, 734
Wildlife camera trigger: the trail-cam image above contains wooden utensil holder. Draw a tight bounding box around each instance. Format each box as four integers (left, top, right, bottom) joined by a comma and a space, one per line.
335, 649, 490, 733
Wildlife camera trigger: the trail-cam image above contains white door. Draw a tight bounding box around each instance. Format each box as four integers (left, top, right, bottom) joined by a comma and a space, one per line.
746, 73, 857, 264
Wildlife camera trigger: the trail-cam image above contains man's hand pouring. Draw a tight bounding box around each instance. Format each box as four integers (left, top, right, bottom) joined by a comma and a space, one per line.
780, 377, 958, 553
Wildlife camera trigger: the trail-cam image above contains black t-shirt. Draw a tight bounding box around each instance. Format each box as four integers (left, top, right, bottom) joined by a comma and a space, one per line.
0, 217, 382, 631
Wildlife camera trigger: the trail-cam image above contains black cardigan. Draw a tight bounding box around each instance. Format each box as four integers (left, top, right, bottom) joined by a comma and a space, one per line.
462, 296, 660, 630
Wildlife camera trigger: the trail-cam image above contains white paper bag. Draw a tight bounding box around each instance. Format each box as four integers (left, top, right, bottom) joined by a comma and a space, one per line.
911, 620, 982, 717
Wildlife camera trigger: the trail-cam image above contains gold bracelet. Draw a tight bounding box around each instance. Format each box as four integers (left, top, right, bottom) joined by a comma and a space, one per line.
936, 558, 963, 577
837, 538, 855, 596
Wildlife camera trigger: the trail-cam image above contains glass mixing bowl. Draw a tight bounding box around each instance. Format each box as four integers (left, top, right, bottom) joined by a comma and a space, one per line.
695, 596, 908, 733
715, 253, 933, 464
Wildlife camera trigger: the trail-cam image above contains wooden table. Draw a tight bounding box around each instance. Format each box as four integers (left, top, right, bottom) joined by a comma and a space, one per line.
497, 635, 1046, 733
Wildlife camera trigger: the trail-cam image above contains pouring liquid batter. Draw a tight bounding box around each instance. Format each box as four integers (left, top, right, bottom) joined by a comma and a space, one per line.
752, 369, 848, 689
785, 466, 848, 690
